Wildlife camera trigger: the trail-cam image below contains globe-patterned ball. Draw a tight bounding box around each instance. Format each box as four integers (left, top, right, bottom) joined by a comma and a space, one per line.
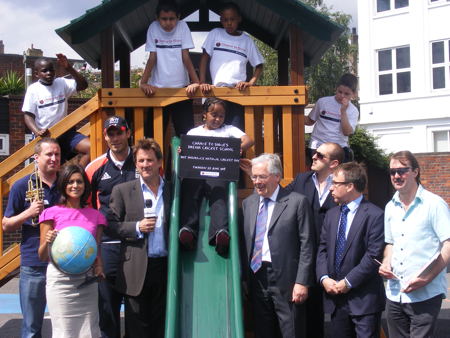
50, 226, 97, 275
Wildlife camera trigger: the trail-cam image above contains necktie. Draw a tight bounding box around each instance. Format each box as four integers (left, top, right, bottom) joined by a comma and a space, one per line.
335, 204, 350, 275
250, 198, 270, 273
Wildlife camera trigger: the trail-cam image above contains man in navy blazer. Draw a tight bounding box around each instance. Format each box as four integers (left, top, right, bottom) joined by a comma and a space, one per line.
285, 142, 343, 338
316, 162, 385, 337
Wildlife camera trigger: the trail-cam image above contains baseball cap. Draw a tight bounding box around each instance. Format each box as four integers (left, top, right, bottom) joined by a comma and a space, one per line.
103, 116, 129, 132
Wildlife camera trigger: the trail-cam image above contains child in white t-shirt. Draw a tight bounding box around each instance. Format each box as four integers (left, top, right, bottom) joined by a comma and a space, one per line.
23, 54, 90, 167
199, 2, 264, 129
140, 1, 200, 136
179, 98, 254, 256
305, 73, 359, 163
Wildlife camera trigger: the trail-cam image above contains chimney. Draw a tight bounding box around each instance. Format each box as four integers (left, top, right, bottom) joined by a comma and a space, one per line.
0, 40, 4, 54
25, 44, 43, 57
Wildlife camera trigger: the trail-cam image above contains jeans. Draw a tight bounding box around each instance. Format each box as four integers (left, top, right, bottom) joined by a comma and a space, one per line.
19, 265, 47, 338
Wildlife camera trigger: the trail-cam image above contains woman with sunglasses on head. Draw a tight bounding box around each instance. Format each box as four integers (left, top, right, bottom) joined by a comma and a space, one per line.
38, 164, 107, 338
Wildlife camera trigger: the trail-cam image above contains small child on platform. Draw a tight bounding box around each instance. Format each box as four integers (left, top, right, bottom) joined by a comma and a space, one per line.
199, 2, 264, 130
23, 53, 90, 167
305, 73, 359, 163
140, 0, 200, 136
179, 98, 254, 256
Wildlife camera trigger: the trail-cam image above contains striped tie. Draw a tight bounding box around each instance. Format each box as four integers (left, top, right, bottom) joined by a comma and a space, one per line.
335, 204, 350, 275
250, 198, 270, 273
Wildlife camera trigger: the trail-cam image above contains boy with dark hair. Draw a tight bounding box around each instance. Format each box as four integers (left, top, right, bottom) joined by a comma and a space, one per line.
140, 0, 200, 136
23, 53, 90, 167
199, 2, 264, 129
305, 73, 359, 163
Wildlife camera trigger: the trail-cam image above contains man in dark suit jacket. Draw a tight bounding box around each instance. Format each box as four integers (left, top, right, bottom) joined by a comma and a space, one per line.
284, 142, 344, 338
317, 162, 385, 338
242, 153, 315, 338
108, 139, 170, 338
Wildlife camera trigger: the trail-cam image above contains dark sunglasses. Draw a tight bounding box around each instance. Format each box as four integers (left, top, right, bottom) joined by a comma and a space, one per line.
314, 151, 327, 160
389, 167, 411, 176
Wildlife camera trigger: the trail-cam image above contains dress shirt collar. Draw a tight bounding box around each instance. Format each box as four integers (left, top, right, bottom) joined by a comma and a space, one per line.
346, 194, 363, 213
392, 184, 424, 207
109, 147, 131, 169
259, 185, 280, 204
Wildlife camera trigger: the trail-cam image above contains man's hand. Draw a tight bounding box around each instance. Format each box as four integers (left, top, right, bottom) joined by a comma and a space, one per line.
379, 262, 396, 279
322, 277, 339, 295
140, 83, 157, 97
335, 279, 350, 294
402, 277, 429, 293
139, 218, 157, 233
200, 83, 213, 95
56, 53, 70, 70
239, 158, 252, 176
28, 200, 44, 219
291, 283, 308, 304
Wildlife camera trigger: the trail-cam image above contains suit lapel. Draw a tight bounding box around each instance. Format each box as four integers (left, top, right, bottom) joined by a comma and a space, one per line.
132, 179, 145, 219
247, 194, 260, 253
329, 207, 341, 263
342, 200, 368, 257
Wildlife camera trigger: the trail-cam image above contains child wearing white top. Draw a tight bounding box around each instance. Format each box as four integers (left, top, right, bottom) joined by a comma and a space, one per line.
199, 2, 264, 130
179, 98, 254, 256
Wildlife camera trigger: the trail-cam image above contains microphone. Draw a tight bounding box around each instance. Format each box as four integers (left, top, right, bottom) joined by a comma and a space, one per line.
144, 199, 156, 220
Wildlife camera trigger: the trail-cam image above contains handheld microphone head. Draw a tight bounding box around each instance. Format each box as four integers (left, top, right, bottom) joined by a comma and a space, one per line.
144, 199, 155, 219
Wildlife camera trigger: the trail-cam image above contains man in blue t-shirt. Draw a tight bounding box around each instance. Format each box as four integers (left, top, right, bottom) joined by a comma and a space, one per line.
2, 138, 61, 338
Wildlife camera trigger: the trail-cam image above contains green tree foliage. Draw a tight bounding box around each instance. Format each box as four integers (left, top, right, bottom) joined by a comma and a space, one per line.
301, 0, 357, 102
0, 70, 25, 95
349, 127, 389, 169
254, 39, 278, 86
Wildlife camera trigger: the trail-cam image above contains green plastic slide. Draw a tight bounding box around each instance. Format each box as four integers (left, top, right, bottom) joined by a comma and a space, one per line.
165, 137, 244, 338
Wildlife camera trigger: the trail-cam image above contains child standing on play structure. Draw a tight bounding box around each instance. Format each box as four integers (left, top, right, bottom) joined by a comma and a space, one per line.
199, 2, 264, 130
305, 73, 359, 163
139, 0, 200, 136
23, 53, 90, 167
179, 98, 254, 256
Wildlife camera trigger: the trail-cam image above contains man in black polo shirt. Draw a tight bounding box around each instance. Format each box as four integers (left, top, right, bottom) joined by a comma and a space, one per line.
2, 137, 61, 338
85, 116, 137, 338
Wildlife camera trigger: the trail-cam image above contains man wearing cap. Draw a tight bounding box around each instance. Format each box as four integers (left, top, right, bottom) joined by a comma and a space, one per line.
85, 116, 137, 338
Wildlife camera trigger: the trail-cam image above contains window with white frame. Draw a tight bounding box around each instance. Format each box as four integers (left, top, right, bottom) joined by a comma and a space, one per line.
430, 0, 450, 4
24, 134, 34, 166
433, 130, 450, 152
0, 134, 10, 155
431, 39, 450, 90
377, 46, 411, 95
376, 0, 409, 12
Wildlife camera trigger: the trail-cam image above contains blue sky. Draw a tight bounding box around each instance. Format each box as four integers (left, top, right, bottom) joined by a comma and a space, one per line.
0, 0, 357, 68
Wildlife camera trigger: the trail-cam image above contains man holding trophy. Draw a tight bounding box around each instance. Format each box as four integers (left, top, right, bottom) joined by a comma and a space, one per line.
2, 137, 61, 338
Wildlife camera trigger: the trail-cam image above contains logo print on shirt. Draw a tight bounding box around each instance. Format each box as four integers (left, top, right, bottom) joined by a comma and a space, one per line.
40, 100, 44, 104
101, 172, 111, 180
155, 39, 158, 43
216, 42, 221, 47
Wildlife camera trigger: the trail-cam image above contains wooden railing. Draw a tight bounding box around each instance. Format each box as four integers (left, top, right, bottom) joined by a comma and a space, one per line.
0, 86, 306, 278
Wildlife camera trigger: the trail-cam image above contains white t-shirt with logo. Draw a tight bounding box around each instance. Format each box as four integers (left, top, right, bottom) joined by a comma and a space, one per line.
22, 77, 77, 130
145, 20, 194, 88
308, 95, 359, 148
202, 28, 264, 87
187, 124, 245, 139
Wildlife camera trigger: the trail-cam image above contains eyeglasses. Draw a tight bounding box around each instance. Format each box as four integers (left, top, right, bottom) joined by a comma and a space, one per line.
314, 151, 328, 160
389, 167, 411, 176
251, 174, 270, 181
331, 181, 351, 187
159, 17, 177, 21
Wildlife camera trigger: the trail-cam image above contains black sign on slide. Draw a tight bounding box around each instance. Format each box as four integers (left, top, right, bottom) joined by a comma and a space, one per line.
179, 135, 241, 181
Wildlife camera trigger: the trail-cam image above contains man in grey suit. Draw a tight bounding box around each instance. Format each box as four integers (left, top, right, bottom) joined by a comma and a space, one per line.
241, 153, 315, 338
108, 138, 171, 338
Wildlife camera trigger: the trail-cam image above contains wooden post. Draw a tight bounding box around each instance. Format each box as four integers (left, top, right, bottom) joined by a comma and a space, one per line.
118, 46, 131, 88
278, 42, 289, 86
100, 26, 115, 88
289, 25, 306, 173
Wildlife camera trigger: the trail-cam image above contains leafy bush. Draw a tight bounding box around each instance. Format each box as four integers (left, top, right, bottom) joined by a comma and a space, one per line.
349, 127, 389, 169
0, 70, 25, 95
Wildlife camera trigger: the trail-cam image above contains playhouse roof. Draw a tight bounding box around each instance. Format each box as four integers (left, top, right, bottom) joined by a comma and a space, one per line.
56, 0, 344, 68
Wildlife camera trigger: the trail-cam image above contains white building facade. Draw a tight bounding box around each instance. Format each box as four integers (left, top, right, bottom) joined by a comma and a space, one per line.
358, 0, 450, 153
